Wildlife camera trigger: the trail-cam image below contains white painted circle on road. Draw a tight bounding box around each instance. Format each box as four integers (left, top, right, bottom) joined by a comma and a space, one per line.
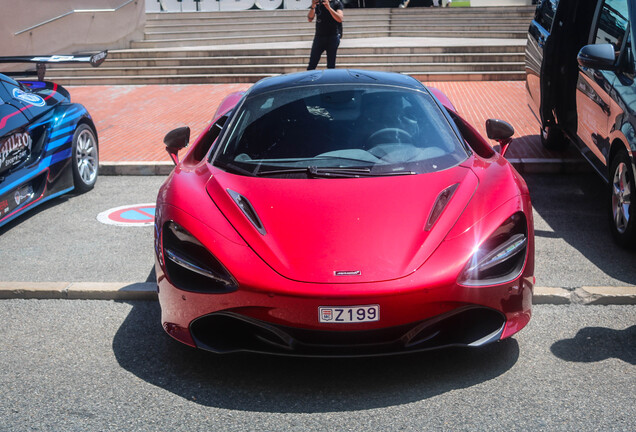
97, 203, 156, 227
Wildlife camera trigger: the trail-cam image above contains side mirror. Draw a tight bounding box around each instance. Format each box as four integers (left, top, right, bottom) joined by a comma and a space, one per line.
577, 44, 616, 70
485, 119, 514, 156
164, 126, 190, 165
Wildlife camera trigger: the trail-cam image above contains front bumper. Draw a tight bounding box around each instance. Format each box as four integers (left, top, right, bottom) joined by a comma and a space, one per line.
155, 194, 534, 357
157, 255, 533, 356
189, 305, 507, 357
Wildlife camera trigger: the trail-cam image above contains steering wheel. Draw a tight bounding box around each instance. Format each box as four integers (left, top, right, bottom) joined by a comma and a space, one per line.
367, 128, 412, 145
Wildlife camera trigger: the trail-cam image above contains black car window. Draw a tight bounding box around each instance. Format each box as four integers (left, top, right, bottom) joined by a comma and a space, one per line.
193, 114, 229, 162
595, 0, 629, 56
616, 25, 634, 71
213, 84, 468, 177
535, 0, 559, 32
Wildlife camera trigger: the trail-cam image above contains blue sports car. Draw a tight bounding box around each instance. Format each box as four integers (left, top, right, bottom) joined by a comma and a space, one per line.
0, 52, 106, 227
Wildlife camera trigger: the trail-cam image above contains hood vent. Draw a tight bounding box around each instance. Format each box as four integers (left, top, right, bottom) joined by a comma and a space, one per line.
227, 189, 266, 235
425, 183, 459, 231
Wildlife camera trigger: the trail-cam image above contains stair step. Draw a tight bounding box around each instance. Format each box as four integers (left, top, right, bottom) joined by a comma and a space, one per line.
143, 6, 534, 21
42, 6, 534, 85
45, 70, 526, 85
48, 61, 523, 77
143, 24, 525, 39
143, 24, 390, 40
132, 30, 526, 49
85, 53, 523, 68
108, 43, 525, 58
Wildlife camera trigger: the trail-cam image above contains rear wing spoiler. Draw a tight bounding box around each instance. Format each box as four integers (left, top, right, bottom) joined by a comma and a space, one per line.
0, 50, 107, 81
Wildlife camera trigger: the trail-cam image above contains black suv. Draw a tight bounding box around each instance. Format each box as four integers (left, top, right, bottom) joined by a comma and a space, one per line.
526, 0, 636, 248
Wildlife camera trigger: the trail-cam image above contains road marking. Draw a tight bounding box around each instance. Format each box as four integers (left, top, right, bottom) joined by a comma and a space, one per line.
97, 203, 156, 226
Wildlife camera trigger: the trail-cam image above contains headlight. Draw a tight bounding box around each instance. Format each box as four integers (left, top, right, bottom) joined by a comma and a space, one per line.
162, 221, 238, 293
458, 212, 528, 286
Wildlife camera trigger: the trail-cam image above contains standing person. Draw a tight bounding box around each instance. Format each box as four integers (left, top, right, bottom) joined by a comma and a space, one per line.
306, 0, 344, 70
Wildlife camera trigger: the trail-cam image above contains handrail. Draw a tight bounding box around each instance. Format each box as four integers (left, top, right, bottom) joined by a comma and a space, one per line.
15, 0, 137, 36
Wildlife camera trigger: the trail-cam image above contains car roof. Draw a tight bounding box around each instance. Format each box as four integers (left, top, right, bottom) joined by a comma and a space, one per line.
247, 69, 427, 97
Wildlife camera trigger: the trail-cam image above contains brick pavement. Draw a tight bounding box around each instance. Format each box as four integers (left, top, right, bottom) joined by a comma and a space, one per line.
68, 81, 573, 164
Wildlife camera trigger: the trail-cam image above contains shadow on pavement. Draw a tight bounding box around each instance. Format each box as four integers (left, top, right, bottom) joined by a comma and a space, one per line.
506, 134, 583, 160
551, 325, 636, 365
113, 301, 520, 413
525, 173, 636, 286
0, 194, 70, 235
145, 265, 156, 283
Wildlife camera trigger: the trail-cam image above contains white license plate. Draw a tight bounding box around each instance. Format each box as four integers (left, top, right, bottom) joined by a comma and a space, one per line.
318, 305, 379, 323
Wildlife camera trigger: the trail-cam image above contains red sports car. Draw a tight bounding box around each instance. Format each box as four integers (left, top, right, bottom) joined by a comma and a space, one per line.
155, 70, 534, 356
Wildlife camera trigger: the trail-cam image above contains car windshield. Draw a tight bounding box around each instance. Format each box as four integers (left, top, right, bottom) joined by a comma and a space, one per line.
212, 84, 469, 178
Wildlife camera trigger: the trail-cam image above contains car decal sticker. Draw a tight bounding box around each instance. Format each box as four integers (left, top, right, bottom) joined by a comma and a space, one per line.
0, 131, 32, 173
50, 125, 75, 139
30, 55, 75, 63
21, 81, 46, 89
0, 199, 8, 216
0, 184, 73, 227
46, 136, 72, 152
12, 88, 45, 107
0, 83, 57, 129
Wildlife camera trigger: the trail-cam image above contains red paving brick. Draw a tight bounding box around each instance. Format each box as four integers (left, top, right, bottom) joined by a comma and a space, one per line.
68, 81, 565, 163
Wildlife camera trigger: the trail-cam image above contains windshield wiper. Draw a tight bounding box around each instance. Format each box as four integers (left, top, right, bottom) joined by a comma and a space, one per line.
223, 162, 258, 176
257, 166, 415, 178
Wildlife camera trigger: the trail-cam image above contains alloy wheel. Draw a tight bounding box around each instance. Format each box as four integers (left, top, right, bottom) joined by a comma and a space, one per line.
75, 128, 98, 185
612, 161, 632, 234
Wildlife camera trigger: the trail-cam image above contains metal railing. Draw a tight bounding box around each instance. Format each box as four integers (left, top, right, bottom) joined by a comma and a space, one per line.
15, 0, 137, 36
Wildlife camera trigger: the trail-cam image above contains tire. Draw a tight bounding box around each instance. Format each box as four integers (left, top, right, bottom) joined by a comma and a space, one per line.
71, 124, 99, 193
540, 126, 568, 151
609, 149, 636, 249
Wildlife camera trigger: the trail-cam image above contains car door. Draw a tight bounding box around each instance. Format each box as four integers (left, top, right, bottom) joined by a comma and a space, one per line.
575, 0, 630, 174
530, 0, 597, 148
526, 0, 559, 120
608, 22, 636, 156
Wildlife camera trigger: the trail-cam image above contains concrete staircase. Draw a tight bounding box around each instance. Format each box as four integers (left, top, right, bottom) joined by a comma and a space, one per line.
43, 6, 534, 85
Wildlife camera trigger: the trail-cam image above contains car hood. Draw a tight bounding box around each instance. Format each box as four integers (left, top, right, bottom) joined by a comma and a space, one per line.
206, 165, 478, 283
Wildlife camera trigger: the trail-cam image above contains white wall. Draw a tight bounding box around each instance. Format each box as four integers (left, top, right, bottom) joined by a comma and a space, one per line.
1, 0, 145, 57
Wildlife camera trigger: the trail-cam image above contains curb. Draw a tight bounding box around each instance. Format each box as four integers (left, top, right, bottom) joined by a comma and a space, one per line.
98, 159, 593, 176
0, 282, 157, 301
0, 283, 635, 305
533, 286, 636, 305
100, 161, 174, 176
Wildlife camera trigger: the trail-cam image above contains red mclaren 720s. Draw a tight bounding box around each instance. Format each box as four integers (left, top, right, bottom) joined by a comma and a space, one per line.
155, 69, 535, 357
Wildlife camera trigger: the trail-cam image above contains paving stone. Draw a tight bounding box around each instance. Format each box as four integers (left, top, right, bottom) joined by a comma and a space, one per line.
68, 81, 576, 165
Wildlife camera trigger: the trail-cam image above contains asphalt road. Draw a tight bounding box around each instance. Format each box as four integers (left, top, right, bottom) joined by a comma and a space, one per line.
0, 173, 634, 431
0, 300, 633, 431
0, 173, 634, 288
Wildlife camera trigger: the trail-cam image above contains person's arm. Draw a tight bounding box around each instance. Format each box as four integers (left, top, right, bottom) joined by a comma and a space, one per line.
322, 0, 343, 22
307, 0, 318, 22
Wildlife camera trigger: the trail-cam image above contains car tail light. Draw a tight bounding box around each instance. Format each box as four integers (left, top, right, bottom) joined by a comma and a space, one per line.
162, 221, 237, 293
458, 212, 528, 286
